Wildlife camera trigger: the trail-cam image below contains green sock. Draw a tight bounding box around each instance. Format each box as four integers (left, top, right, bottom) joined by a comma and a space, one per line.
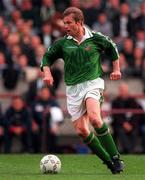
84, 132, 111, 162
95, 123, 119, 158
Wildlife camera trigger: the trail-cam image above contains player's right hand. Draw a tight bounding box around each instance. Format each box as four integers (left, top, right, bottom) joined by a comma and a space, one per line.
43, 75, 54, 86
43, 66, 54, 86
110, 71, 121, 80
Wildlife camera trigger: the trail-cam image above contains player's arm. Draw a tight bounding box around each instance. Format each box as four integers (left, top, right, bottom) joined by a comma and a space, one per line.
96, 33, 121, 80
40, 40, 63, 86
110, 59, 121, 80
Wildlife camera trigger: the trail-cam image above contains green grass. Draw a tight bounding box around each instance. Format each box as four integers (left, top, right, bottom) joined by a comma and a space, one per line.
0, 154, 144, 180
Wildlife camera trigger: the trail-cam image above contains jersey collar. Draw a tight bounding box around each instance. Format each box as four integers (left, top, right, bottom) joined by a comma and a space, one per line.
66, 26, 93, 43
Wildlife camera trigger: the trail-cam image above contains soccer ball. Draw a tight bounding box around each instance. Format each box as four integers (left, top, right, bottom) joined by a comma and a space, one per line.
40, 154, 61, 174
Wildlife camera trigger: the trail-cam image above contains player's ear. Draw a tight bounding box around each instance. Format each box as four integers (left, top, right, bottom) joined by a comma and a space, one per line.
80, 21, 83, 26
76, 21, 83, 26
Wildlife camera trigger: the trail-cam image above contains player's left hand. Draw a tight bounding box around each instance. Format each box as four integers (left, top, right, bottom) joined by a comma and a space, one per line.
110, 71, 121, 80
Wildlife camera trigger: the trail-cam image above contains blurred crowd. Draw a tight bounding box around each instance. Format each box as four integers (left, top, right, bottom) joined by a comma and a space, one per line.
102, 82, 145, 154
0, 0, 145, 88
0, 0, 145, 153
0, 86, 64, 153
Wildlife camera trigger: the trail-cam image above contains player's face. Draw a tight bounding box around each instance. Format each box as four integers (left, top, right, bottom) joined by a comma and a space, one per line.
63, 14, 81, 37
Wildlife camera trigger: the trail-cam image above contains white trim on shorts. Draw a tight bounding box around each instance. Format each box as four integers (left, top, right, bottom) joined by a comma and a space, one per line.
66, 78, 104, 121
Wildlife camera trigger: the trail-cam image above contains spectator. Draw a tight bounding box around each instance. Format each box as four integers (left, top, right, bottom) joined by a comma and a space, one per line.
20, 20, 35, 37
9, 9, 22, 32
17, 54, 38, 82
1, 34, 22, 90
134, 2, 145, 31
135, 29, 145, 49
0, 0, 15, 16
111, 82, 143, 154
69, 0, 81, 8
111, 2, 134, 39
92, 11, 112, 37
5, 32, 21, 64
106, 0, 120, 20
54, 0, 69, 12
81, 0, 103, 28
121, 37, 135, 75
133, 47, 144, 77
2, 63, 20, 90
35, 45, 46, 66
20, 33, 37, 67
51, 12, 65, 40
119, 53, 129, 77
0, 1, 5, 15
39, 21, 54, 49
22, 35, 41, 67
0, 52, 20, 91
0, 17, 9, 53
0, 16, 5, 34
31, 86, 63, 153
14, 18, 25, 35
20, 0, 41, 28
30, 35, 42, 54
25, 70, 45, 105
4, 96, 32, 153
40, 0, 56, 22
11, 44, 22, 64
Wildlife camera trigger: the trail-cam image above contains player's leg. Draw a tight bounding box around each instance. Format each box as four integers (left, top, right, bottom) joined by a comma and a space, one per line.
86, 97, 124, 172
72, 114, 113, 163
86, 98, 119, 157
66, 82, 123, 173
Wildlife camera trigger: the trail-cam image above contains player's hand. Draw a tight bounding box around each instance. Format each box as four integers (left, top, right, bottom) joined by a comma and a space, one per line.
43, 66, 54, 86
43, 75, 54, 86
110, 71, 121, 80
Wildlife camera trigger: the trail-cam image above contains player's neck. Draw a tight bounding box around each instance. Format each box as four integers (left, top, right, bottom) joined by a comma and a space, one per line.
74, 26, 85, 43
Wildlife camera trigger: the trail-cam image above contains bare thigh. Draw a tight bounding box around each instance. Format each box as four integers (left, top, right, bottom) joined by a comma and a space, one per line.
86, 97, 103, 128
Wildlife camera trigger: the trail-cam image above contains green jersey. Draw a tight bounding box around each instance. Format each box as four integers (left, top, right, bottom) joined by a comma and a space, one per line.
41, 30, 119, 86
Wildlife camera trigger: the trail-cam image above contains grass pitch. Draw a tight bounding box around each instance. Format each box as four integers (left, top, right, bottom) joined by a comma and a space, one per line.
0, 154, 144, 180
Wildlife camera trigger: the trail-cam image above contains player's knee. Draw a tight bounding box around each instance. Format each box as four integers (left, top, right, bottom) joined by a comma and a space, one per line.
75, 126, 89, 139
88, 110, 98, 120
88, 112, 103, 128
91, 120, 103, 128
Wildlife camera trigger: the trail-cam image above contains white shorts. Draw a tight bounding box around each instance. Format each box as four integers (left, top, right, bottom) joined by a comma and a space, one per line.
66, 78, 104, 121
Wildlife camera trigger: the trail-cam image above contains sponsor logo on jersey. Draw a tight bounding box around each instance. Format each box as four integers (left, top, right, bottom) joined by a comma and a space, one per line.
84, 45, 91, 51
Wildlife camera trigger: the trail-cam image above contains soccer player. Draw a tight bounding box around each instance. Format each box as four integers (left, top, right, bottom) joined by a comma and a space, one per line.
40, 7, 124, 174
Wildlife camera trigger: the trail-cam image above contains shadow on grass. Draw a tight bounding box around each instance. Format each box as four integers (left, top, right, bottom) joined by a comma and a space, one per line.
1, 171, 145, 177
0, 171, 110, 176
